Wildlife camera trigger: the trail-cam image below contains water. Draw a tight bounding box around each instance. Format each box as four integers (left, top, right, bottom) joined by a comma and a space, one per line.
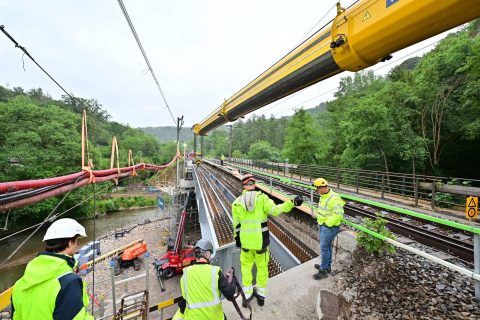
0, 207, 163, 292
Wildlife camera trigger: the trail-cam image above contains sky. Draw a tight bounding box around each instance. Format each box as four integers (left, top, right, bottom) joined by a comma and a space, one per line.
1, 0, 461, 129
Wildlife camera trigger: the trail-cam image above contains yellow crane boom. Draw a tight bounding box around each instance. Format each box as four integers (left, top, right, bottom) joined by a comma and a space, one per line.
192, 0, 480, 135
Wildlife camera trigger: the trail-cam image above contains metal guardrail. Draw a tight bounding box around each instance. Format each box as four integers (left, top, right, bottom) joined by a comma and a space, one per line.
230, 158, 480, 212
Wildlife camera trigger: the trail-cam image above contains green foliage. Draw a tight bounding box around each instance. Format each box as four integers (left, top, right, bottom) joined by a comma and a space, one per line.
96, 196, 155, 213
283, 108, 324, 164
247, 140, 280, 161
357, 214, 396, 255
232, 150, 244, 158
0, 86, 174, 228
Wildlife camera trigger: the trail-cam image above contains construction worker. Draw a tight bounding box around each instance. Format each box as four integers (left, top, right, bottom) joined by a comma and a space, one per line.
173, 239, 236, 320
232, 174, 303, 307
11, 218, 94, 320
220, 154, 225, 166
312, 178, 345, 280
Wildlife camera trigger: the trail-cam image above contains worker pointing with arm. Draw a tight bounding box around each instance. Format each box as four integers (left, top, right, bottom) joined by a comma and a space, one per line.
312, 178, 345, 280
11, 218, 94, 320
232, 174, 303, 307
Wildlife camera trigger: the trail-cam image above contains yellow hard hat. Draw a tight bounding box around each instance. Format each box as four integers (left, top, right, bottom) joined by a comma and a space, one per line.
313, 178, 328, 187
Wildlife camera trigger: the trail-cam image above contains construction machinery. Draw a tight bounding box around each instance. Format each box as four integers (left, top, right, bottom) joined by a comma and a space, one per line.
192, 0, 480, 135
154, 190, 197, 279
77, 239, 148, 275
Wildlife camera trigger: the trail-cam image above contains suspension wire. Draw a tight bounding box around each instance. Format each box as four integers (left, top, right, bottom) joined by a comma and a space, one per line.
266, 38, 443, 117
115, 0, 176, 125
0, 175, 84, 267
91, 183, 97, 314
294, 1, 337, 48
0, 25, 87, 112
372, 39, 441, 72
0, 210, 10, 231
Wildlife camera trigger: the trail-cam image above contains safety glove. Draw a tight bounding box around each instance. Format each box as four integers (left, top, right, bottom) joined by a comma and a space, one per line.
293, 195, 304, 206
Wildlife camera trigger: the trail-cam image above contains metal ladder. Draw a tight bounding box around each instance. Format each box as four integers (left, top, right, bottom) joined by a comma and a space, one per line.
115, 290, 149, 320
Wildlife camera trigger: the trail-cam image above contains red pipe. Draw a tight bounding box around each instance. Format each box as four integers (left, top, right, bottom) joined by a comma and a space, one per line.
0, 172, 88, 194
0, 178, 91, 211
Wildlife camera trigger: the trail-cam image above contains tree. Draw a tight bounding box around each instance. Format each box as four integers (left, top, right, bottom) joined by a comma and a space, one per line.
283, 108, 323, 164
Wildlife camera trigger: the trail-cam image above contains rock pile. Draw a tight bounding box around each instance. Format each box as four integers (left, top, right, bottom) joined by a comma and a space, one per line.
339, 249, 480, 319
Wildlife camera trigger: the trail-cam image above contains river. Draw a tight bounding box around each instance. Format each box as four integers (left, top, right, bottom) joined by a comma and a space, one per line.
0, 207, 163, 292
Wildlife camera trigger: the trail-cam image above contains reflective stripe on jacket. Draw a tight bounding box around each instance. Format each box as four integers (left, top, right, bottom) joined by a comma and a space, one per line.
232, 190, 294, 250
316, 189, 345, 227
180, 264, 223, 320
12, 251, 94, 320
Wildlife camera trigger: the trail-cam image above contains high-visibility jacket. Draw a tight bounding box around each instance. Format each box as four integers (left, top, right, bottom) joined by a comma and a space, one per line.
220, 155, 225, 160
232, 190, 294, 250
180, 264, 224, 320
316, 189, 345, 227
12, 251, 94, 320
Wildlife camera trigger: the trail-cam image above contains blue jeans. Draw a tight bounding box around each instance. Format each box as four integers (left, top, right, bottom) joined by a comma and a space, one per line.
319, 224, 339, 270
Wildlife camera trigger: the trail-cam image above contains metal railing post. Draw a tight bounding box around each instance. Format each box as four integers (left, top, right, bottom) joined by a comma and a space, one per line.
475, 234, 480, 300
356, 172, 359, 193
431, 179, 436, 209
145, 252, 150, 320
110, 259, 117, 319
336, 169, 340, 188
270, 177, 273, 195
414, 178, 419, 207
381, 175, 385, 199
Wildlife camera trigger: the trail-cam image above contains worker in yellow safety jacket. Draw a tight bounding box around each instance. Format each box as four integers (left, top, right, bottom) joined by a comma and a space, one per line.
173, 239, 236, 320
220, 154, 225, 166
11, 218, 94, 320
232, 174, 304, 307
312, 178, 345, 280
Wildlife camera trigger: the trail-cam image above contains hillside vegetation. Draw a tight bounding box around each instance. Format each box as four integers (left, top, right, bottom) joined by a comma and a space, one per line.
203, 22, 480, 179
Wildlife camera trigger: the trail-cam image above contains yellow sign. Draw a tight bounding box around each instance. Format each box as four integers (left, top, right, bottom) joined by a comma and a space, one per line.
362, 11, 371, 22
466, 196, 478, 220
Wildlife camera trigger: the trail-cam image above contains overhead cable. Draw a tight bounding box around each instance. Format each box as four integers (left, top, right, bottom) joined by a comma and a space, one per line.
115, 0, 176, 125
0, 25, 87, 112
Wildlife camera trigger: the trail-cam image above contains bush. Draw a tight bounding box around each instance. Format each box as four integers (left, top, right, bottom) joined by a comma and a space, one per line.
105, 199, 120, 213
357, 213, 396, 255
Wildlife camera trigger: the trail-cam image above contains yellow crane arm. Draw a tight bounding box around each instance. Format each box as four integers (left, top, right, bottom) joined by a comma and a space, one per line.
192, 0, 480, 135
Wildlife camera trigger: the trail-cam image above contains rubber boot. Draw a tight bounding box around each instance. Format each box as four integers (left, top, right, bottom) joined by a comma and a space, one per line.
253, 289, 265, 306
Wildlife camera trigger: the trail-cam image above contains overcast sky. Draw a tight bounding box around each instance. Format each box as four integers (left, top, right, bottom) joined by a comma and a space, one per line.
1, 0, 459, 129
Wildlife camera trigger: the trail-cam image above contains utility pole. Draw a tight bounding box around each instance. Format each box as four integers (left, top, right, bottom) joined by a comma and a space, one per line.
228, 125, 233, 161
200, 136, 204, 157
176, 116, 184, 189
193, 134, 197, 154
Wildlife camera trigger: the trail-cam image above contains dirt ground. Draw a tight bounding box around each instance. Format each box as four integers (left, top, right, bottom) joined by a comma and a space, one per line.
83, 217, 185, 319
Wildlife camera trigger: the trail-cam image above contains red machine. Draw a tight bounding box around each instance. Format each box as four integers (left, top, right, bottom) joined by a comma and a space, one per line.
154, 191, 197, 279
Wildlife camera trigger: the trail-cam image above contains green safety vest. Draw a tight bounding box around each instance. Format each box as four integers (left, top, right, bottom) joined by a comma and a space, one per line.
12, 252, 93, 320
316, 189, 345, 227
232, 191, 294, 250
180, 264, 224, 320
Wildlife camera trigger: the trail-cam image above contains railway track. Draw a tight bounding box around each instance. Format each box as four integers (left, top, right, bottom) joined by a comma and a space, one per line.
248, 172, 474, 263
195, 164, 318, 276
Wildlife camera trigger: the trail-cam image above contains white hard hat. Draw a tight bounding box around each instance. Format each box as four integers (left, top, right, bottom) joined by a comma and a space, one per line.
43, 218, 87, 241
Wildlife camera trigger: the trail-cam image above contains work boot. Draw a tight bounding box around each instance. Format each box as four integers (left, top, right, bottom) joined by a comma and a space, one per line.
253, 289, 265, 306
242, 294, 253, 308
313, 269, 330, 280
256, 295, 265, 306
314, 264, 331, 273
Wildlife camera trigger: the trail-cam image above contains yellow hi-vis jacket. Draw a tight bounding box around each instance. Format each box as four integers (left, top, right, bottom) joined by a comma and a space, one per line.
232, 190, 294, 251
316, 189, 345, 227
180, 264, 224, 320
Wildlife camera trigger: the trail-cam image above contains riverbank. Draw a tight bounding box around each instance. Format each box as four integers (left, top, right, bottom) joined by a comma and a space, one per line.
83, 216, 184, 319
